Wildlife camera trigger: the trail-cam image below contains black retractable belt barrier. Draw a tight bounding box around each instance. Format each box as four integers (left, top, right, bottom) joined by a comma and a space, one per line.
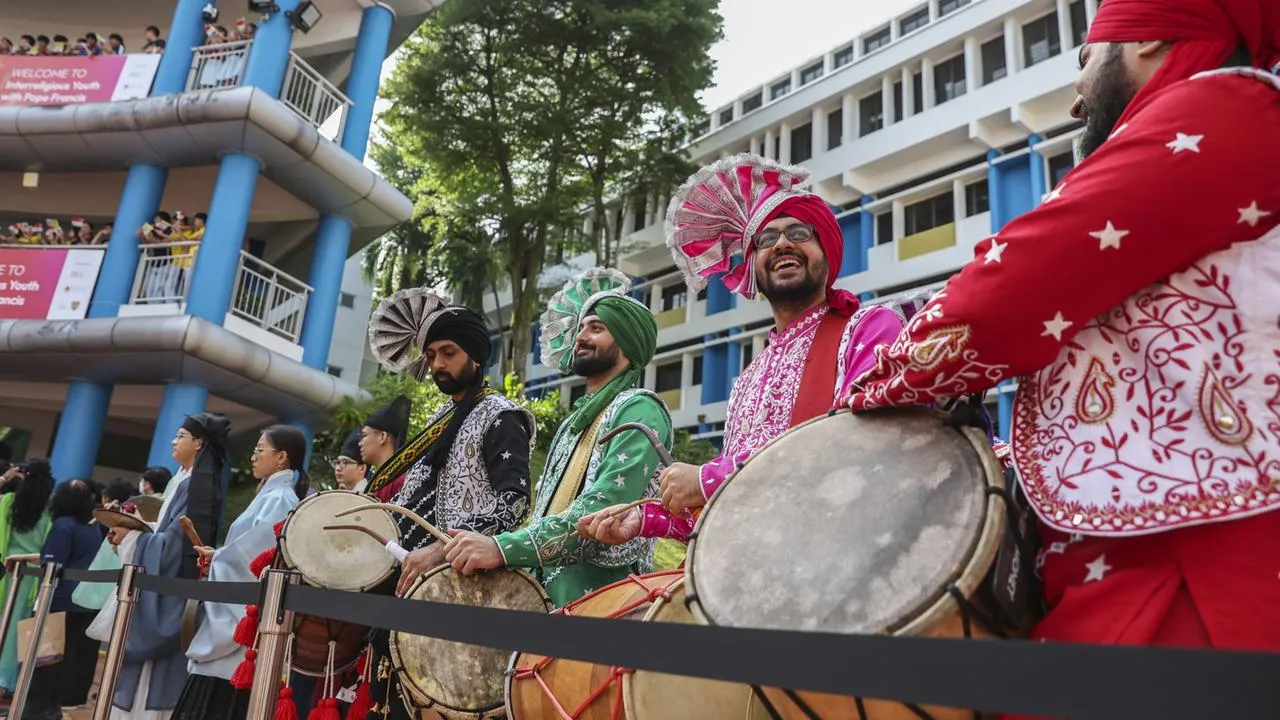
62, 568, 125, 583
133, 574, 259, 605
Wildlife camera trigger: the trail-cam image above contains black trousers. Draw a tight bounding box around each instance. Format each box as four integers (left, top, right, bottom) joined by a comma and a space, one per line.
21, 610, 100, 719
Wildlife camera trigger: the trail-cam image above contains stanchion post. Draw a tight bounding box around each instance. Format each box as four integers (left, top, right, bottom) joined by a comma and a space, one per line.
92, 564, 142, 720
0, 557, 36, 663
246, 569, 299, 720
10, 561, 61, 719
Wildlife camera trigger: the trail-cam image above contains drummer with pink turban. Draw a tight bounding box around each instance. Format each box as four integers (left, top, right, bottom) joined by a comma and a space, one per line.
580, 155, 904, 543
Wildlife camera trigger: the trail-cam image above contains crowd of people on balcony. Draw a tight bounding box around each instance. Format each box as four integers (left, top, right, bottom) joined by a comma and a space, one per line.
0, 26, 167, 56
0, 218, 112, 246
136, 210, 206, 303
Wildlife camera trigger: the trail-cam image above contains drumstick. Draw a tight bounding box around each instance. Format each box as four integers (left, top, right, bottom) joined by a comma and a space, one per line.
322, 524, 409, 564
178, 516, 204, 548
606, 498, 662, 518
597, 423, 675, 466
336, 503, 452, 545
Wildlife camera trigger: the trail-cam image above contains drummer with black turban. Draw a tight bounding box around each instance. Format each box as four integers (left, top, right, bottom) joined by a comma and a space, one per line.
364, 291, 534, 719
107, 412, 229, 719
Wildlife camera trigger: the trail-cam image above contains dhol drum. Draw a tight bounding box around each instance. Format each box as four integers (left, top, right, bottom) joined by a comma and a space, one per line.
278, 490, 401, 677
391, 566, 552, 720
621, 577, 756, 720
505, 570, 683, 720
686, 408, 1013, 720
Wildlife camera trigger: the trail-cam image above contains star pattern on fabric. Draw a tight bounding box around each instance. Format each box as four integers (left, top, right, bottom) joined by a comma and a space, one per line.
519, 477, 527, 487
501, 451, 512, 460
1041, 312, 1073, 342
1089, 221, 1129, 251
1166, 132, 1204, 154
1043, 184, 1064, 203
616, 452, 629, 463
643, 465, 651, 477
984, 239, 1008, 264
1238, 201, 1271, 227
494, 418, 502, 426
1083, 554, 1113, 583
612, 474, 626, 487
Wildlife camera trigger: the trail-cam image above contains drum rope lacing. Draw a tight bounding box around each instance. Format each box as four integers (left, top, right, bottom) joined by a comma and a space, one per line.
510, 573, 678, 720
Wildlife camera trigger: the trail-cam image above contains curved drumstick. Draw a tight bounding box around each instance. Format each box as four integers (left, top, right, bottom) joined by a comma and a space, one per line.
178, 516, 204, 548
323, 524, 410, 563
336, 503, 451, 545
597, 422, 675, 466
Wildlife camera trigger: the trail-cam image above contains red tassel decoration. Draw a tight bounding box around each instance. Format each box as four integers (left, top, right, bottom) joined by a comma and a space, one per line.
230, 648, 257, 690
234, 605, 259, 648
306, 697, 340, 720
345, 651, 373, 720
250, 548, 276, 578
275, 685, 299, 720
273, 520, 286, 536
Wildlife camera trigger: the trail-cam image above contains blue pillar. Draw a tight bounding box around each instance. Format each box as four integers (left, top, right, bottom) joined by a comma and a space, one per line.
242, 0, 303, 98
150, 0, 209, 95
287, 420, 316, 469
706, 277, 731, 315
725, 328, 743, 396
341, 4, 395, 160
986, 149, 1004, 233
858, 194, 876, 302
147, 384, 210, 469
997, 381, 1015, 442
299, 216, 353, 369
1027, 133, 1046, 208
186, 154, 262, 324
48, 384, 112, 483
700, 334, 725, 405
90, 164, 169, 318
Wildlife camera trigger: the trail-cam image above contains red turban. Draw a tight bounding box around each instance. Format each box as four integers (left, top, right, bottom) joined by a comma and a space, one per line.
760, 195, 860, 317
1086, 0, 1280, 121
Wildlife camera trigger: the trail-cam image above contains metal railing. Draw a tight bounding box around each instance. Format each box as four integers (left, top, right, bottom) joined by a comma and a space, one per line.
130, 241, 200, 305
231, 251, 312, 343
186, 40, 351, 141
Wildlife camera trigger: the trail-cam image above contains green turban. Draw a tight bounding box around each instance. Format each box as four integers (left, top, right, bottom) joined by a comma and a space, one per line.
567, 294, 658, 433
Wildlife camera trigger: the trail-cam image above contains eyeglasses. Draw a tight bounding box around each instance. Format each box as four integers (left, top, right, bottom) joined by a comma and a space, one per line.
331, 458, 360, 470
252, 445, 282, 456
752, 223, 816, 249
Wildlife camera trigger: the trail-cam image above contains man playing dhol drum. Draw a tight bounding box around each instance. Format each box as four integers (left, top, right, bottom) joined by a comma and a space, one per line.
364, 290, 535, 719
846, 0, 1280, 690
443, 268, 673, 609
578, 154, 902, 544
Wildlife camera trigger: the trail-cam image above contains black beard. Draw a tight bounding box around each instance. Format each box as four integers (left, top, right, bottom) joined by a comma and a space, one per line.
1079, 44, 1136, 159
433, 364, 476, 395
757, 255, 825, 303
571, 344, 621, 378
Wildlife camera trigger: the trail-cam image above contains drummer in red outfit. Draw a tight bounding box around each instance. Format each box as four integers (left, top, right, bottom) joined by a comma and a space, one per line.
847, 0, 1280, 681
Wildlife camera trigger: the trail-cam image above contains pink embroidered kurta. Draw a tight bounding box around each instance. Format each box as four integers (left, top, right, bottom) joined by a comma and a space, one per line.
640, 303, 903, 539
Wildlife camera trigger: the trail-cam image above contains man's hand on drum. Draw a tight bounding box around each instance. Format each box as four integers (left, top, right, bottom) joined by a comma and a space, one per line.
576, 505, 642, 545
443, 530, 504, 576
396, 543, 446, 596
658, 462, 705, 514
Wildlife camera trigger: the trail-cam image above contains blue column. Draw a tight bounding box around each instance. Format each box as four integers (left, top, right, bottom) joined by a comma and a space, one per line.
1027, 133, 1046, 207
725, 328, 743, 395
150, 0, 209, 95
288, 420, 316, 469
986, 149, 1004, 233
48, 384, 112, 483
997, 381, 1015, 442
299, 216, 353, 369
242, 0, 303, 98
705, 277, 731, 315
341, 4, 395, 160
700, 334, 725, 405
90, 164, 169, 318
147, 384, 210, 469
185, 154, 261, 324
858, 194, 876, 302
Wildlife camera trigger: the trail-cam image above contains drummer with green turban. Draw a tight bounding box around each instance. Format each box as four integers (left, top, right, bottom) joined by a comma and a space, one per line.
443, 268, 673, 608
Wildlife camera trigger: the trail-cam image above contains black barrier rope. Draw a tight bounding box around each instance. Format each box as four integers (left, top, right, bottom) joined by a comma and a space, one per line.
13, 564, 1280, 718
62, 568, 126, 583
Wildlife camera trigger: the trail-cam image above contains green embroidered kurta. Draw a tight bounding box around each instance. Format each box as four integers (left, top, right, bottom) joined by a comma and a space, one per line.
496, 388, 672, 608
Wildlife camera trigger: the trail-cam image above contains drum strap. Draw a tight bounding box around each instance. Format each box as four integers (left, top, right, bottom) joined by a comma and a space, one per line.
789, 312, 847, 427
546, 411, 609, 518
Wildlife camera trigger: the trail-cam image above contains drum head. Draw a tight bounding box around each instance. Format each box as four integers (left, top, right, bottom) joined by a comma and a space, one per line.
279, 491, 399, 592
623, 579, 754, 720
393, 566, 551, 717
688, 409, 996, 635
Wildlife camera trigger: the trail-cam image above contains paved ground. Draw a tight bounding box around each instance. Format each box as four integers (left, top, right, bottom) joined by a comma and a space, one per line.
0, 653, 102, 720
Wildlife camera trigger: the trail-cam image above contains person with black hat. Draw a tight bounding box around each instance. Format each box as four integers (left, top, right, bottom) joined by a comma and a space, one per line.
363, 289, 534, 719
357, 395, 411, 502
106, 412, 228, 720
333, 429, 370, 493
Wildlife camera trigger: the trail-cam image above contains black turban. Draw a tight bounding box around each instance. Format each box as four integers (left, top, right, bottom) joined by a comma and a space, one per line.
423, 307, 492, 366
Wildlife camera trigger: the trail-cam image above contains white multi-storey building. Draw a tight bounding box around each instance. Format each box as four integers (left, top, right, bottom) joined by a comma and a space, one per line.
499, 0, 1094, 447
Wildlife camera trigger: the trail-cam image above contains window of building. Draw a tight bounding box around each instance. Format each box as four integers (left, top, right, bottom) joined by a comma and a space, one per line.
939, 0, 971, 16
691, 117, 710, 137
904, 193, 955, 235
613, 209, 624, 240
634, 204, 647, 232
338, 292, 355, 309
655, 362, 682, 392
1023, 12, 1062, 67
742, 92, 763, 113
827, 108, 843, 149
965, 179, 990, 216
894, 80, 904, 120
934, 54, 967, 104
859, 92, 884, 136
791, 123, 813, 163
876, 211, 894, 245
569, 383, 587, 403
913, 71, 924, 112
1048, 151, 1075, 188
692, 354, 703, 385
981, 36, 1007, 84
741, 341, 755, 369
800, 61, 823, 85
718, 107, 734, 126
770, 78, 791, 100
661, 283, 687, 311
863, 27, 891, 54
834, 44, 854, 68
773, 135, 781, 159
327, 365, 343, 378
1069, 0, 1088, 47
899, 7, 930, 35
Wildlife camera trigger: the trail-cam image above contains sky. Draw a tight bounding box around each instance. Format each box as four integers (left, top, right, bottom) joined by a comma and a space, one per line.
700, 0, 925, 110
